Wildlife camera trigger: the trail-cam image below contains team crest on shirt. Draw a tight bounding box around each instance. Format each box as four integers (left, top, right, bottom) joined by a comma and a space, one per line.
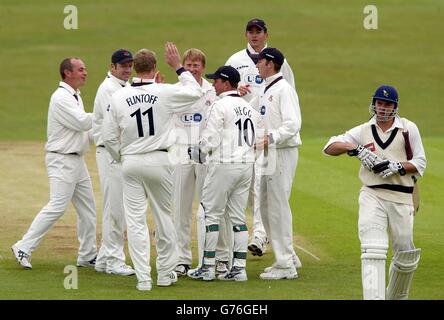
268, 95, 273, 102
205, 100, 212, 106
364, 142, 376, 151
181, 113, 202, 123
260, 105, 266, 115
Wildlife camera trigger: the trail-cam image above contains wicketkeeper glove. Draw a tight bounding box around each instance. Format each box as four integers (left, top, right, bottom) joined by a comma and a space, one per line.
347, 145, 383, 171
372, 160, 406, 178
188, 146, 207, 164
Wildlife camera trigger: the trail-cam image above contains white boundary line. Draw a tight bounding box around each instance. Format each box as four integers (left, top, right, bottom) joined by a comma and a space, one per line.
294, 244, 321, 261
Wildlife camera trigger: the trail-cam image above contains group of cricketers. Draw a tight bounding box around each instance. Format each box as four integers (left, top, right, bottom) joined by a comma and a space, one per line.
11, 18, 426, 300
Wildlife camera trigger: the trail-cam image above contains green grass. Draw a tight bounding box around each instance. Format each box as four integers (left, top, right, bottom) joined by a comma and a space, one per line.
0, 0, 443, 299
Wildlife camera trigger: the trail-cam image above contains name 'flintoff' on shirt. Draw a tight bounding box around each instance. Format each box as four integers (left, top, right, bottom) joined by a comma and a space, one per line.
126, 94, 159, 107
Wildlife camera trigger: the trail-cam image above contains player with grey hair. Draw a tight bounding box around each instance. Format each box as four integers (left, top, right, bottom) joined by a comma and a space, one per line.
92, 49, 135, 276
323, 85, 426, 299
102, 43, 204, 291
12, 57, 97, 269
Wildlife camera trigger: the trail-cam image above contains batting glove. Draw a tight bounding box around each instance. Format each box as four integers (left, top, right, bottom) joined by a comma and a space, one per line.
347, 145, 383, 171
188, 146, 207, 164
372, 160, 406, 178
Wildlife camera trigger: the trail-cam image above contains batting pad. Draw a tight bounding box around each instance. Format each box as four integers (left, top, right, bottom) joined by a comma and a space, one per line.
361, 244, 388, 300
360, 225, 389, 300
386, 248, 421, 300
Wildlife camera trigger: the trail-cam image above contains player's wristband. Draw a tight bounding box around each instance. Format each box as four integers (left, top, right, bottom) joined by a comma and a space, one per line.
347, 145, 364, 157
175, 67, 186, 75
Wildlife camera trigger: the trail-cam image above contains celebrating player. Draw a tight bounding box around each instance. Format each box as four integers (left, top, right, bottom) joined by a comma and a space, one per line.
253, 48, 302, 280
102, 43, 203, 291
188, 66, 261, 281
226, 18, 297, 258
12, 58, 97, 269
323, 85, 426, 299
171, 49, 230, 277
92, 49, 135, 276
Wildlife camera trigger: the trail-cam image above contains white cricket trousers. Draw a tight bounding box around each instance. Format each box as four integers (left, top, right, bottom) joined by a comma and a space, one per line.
250, 170, 267, 240
358, 190, 416, 254
15, 152, 97, 261
202, 163, 253, 268
259, 147, 298, 268
122, 152, 178, 283
173, 160, 230, 267
95, 147, 127, 270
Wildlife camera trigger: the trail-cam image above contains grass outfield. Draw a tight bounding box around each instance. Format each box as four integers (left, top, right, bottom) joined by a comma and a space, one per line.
0, 139, 442, 300
0, 0, 443, 299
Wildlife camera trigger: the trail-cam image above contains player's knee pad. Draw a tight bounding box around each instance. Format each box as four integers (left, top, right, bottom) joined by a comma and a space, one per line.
360, 226, 388, 300
386, 248, 421, 300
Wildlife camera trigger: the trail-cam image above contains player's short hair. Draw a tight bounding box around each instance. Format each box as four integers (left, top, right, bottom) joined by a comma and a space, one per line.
59, 57, 80, 79
182, 48, 206, 67
133, 49, 157, 73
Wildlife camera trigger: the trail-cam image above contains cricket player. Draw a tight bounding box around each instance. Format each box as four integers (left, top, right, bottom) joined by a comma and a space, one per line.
188, 65, 261, 281
323, 85, 426, 300
12, 57, 97, 269
102, 43, 204, 291
92, 49, 135, 276
171, 49, 230, 277
253, 48, 301, 280
226, 18, 296, 257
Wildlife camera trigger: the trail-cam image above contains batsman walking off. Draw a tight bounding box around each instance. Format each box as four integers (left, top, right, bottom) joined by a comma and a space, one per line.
323, 85, 426, 300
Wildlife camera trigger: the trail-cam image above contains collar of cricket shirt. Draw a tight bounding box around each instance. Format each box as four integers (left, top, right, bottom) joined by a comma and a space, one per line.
107, 71, 127, 87
219, 90, 240, 98
370, 115, 404, 132
59, 81, 81, 96
131, 77, 155, 85
247, 42, 268, 55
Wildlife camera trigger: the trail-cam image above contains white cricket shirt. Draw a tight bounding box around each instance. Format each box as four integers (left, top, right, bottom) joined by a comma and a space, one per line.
172, 78, 216, 146
45, 81, 92, 155
200, 90, 261, 163
92, 72, 128, 147
253, 72, 302, 148
226, 43, 295, 103
102, 71, 203, 161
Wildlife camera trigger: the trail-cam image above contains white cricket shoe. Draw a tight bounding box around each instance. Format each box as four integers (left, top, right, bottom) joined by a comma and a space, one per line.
174, 264, 191, 277
95, 265, 106, 273
215, 261, 229, 275
264, 254, 302, 273
248, 237, 268, 256
187, 265, 215, 281
11, 245, 32, 269
106, 264, 135, 276
260, 267, 298, 280
218, 266, 248, 281
77, 256, 97, 268
136, 280, 152, 291
157, 271, 178, 286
